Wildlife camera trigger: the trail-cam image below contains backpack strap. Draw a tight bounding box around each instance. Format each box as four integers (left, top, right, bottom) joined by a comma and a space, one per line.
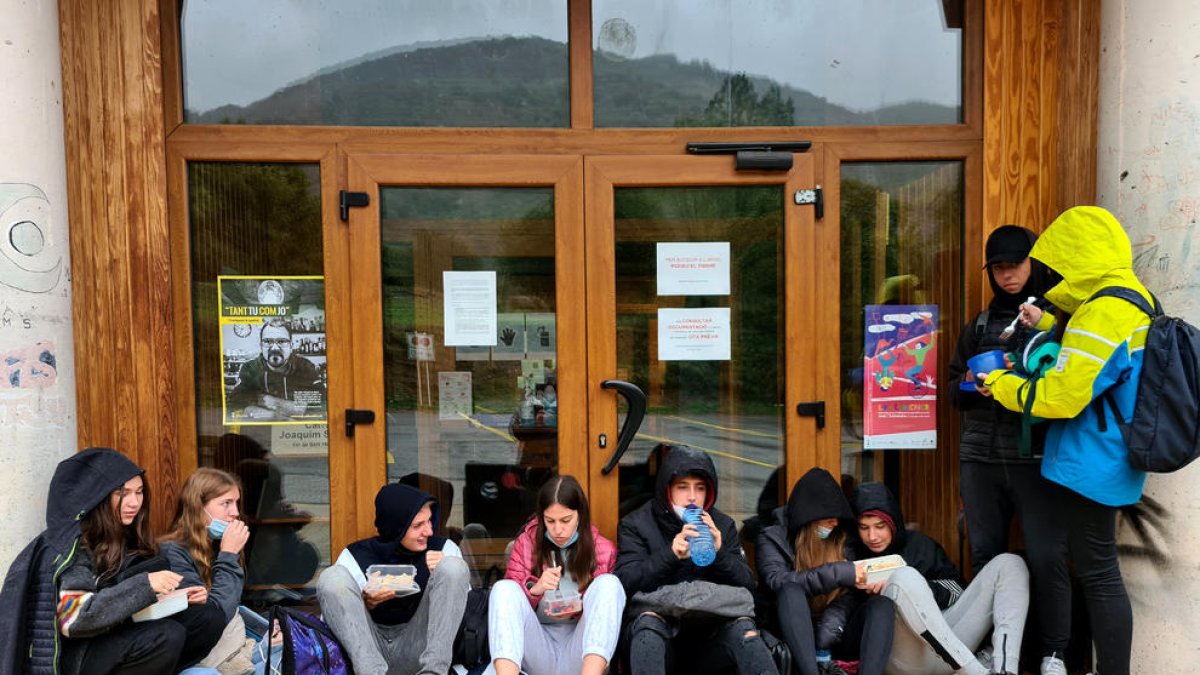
1087, 286, 1161, 317
1019, 377, 1038, 458
974, 309, 990, 341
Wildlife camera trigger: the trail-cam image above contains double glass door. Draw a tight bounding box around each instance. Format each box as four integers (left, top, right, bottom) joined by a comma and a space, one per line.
340, 151, 833, 573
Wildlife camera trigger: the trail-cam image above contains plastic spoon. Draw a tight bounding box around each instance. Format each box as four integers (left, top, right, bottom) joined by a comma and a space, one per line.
999, 296, 1037, 341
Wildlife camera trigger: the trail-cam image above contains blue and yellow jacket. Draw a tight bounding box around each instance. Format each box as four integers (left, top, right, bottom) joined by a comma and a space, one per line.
983, 206, 1151, 506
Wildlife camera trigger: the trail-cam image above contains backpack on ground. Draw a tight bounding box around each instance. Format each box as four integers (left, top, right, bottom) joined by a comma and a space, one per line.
266, 605, 353, 675
453, 565, 501, 673
1089, 287, 1200, 472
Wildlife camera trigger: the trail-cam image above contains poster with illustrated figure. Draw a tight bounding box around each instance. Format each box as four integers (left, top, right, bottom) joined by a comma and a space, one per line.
219, 276, 328, 426
863, 304, 938, 449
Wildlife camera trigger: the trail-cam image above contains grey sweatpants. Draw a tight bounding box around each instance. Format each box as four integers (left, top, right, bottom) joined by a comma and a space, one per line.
883, 553, 1029, 675
316, 556, 470, 675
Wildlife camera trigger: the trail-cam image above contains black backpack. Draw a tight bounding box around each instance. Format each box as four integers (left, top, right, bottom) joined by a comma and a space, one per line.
1089, 287, 1200, 472
453, 565, 500, 673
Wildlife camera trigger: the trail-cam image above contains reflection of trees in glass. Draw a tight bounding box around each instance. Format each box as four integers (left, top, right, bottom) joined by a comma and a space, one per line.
676, 74, 796, 127
188, 163, 323, 420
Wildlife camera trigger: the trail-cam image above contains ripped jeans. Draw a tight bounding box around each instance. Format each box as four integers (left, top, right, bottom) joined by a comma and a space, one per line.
627, 612, 778, 675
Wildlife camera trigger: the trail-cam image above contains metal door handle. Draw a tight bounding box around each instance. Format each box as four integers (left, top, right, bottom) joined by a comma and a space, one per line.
600, 380, 647, 475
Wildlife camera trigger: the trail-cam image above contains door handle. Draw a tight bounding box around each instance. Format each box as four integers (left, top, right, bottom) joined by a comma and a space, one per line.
345, 408, 376, 438
795, 401, 826, 429
600, 380, 647, 475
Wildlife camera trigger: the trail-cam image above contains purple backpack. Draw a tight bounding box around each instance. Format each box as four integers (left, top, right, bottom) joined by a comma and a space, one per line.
268, 606, 353, 675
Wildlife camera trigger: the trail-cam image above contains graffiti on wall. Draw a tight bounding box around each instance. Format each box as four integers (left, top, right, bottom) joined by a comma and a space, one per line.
0, 183, 63, 294
0, 340, 57, 389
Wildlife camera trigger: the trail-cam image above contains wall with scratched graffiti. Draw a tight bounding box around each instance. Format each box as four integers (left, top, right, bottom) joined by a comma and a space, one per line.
0, 1, 76, 576
1097, 1, 1200, 670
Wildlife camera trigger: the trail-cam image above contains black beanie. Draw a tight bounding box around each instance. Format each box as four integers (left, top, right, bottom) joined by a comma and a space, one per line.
785, 467, 854, 541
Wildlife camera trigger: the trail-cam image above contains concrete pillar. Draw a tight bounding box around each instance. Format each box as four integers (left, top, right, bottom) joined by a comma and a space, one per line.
1098, 1, 1200, 670
0, 0, 75, 576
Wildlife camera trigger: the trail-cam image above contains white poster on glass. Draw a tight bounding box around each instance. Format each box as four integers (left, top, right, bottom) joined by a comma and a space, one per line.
443, 271, 496, 346
657, 307, 732, 361
656, 242, 731, 296
438, 371, 473, 421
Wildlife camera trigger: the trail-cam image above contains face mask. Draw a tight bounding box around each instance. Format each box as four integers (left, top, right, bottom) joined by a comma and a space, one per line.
815, 524, 835, 540
206, 510, 229, 540
545, 529, 578, 548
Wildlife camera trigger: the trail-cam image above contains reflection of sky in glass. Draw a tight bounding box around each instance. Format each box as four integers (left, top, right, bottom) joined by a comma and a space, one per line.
182, 0, 567, 114
593, 0, 960, 112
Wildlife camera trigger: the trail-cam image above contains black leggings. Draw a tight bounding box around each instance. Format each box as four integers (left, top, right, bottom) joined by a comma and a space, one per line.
67, 602, 226, 675
776, 584, 894, 675
627, 613, 779, 675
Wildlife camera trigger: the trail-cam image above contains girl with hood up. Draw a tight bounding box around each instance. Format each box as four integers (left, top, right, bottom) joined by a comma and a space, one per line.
0, 448, 224, 674
852, 482, 1029, 675
756, 467, 894, 675
978, 206, 1152, 675
487, 475, 625, 675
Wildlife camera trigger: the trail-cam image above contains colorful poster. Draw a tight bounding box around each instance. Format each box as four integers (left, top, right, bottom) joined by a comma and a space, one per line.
656, 242, 731, 296
219, 276, 327, 426
863, 304, 938, 449
657, 307, 732, 361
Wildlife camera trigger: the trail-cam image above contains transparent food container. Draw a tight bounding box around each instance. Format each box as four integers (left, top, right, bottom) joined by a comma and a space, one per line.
365, 564, 420, 596
859, 554, 907, 585
544, 589, 583, 618
132, 589, 188, 623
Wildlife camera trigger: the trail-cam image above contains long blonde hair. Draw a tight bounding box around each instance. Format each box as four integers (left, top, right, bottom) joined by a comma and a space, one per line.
163, 468, 243, 587
793, 521, 847, 613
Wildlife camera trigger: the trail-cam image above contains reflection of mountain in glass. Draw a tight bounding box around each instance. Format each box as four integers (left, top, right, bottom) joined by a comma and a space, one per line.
190, 36, 956, 128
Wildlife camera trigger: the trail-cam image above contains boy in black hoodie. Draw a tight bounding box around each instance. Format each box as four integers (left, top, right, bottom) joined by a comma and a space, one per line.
317, 482, 469, 675
614, 444, 777, 675
852, 482, 1029, 675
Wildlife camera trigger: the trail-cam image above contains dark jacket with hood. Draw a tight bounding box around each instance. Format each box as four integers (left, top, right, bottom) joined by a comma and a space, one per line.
947, 225, 1057, 463
0, 448, 150, 675
613, 445, 752, 604
343, 483, 449, 626
850, 483, 965, 609
755, 468, 860, 647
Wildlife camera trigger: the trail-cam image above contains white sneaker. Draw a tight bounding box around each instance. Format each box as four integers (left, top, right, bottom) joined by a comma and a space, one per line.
1040, 655, 1068, 675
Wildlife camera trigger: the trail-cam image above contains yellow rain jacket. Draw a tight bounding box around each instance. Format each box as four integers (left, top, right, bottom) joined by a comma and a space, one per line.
983, 206, 1151, 506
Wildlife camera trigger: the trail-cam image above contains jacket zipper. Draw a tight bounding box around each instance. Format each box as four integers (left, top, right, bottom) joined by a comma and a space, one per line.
50, 538, 79, 675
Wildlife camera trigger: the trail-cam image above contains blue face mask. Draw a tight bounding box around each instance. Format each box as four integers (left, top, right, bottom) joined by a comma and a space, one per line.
815, 524, 835, 540
207, 510, 229, 540
545, 529, 579, 548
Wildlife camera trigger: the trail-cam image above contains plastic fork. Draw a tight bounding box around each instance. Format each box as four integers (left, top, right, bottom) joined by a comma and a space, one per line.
999, 296, 1037, 341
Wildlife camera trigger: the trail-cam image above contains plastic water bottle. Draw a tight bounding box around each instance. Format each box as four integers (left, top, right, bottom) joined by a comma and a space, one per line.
682, 504, 716, 567
815, 649, 832, 663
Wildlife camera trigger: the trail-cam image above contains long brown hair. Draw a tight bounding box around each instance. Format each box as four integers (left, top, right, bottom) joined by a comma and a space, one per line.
532, 475, 597, 591
793, 521, 848, 613
81, 474, 156, 582
162, 468, 243, 587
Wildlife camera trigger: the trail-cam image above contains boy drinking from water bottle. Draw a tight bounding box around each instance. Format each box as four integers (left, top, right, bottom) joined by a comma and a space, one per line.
614, 444, 778, 675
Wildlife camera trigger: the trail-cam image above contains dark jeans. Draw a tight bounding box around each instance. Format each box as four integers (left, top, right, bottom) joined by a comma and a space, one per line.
168, 602, 227, 668
627, 613, 778, 675
69, 620, 186, 675
775, 585, 894, 675
960, 461, 1071, 655
1049, 481, 1132, 675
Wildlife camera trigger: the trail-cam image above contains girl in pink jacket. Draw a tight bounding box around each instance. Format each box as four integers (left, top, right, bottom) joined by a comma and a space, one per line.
487, 475, 625, 675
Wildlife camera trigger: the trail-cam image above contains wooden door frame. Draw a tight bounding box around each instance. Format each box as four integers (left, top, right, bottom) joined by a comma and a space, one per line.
583, 152, 826, 538
342, 153, 587, 542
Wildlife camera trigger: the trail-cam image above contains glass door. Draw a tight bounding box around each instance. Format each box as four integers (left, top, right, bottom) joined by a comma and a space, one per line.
583, 154, 836, 550
344, 154, 587, 581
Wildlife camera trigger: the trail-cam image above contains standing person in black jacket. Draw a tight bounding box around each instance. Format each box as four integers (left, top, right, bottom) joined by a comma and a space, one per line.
614, 444, 777, 675
757, 467, 894, 675
853, 482, 1029, 675
0, 447, 225, 675
947, 225, 1064, 672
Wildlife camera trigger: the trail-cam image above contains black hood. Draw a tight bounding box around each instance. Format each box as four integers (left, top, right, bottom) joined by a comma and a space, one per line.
653, 445, 718, 512
45, 448, 143, 552
785, 467, 853, 542
850, 482, 907, 552
373, 482, 439, 545
985, 226, 1059, 312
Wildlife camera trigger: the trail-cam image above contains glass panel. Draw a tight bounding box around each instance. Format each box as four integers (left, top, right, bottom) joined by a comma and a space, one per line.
181, 1, 568, 127
593, 0, 962, 127
838, 162, 964, 488
189, 162, 329, 611
379, 187, 557, 585
613, 186, 784, 550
